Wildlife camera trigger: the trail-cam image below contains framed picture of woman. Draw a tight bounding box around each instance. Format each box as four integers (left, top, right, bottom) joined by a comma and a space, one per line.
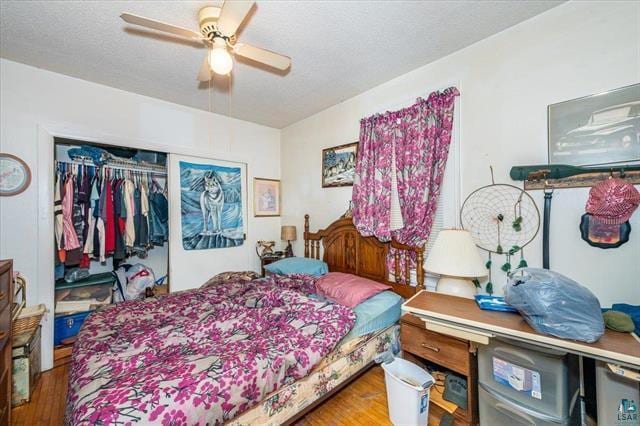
253, 178, 280, 217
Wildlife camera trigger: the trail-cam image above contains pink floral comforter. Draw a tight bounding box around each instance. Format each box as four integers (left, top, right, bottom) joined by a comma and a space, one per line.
66, 275, 355, 425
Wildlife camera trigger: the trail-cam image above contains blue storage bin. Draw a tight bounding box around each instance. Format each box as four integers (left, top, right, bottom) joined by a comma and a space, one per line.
54, 311, 92, 346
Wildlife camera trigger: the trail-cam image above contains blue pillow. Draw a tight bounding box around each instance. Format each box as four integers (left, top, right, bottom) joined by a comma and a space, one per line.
265, 257, 329, 277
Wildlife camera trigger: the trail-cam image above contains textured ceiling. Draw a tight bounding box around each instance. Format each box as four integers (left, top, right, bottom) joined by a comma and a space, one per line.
0, 0, 563, 128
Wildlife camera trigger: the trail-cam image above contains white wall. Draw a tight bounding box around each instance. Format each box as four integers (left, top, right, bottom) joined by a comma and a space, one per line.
0, 59, 281, 369
281, 1, 640, 306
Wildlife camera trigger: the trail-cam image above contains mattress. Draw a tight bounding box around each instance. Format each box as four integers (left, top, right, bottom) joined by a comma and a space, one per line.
229, 324, 399, 425
343, 290, 403, 341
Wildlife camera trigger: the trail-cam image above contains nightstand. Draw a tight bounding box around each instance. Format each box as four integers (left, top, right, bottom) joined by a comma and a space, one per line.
260, 256, 284, 277
401, 313, 478, 425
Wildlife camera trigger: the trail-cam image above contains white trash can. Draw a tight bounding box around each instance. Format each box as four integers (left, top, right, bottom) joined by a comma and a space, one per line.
382, 357, 434, 426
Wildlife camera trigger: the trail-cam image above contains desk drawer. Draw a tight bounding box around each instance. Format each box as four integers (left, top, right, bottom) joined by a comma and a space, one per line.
401, 322, 470, 375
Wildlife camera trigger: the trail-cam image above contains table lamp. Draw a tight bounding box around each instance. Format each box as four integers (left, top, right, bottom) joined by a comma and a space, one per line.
425, 229, 487, 299
281, 225, 297, 257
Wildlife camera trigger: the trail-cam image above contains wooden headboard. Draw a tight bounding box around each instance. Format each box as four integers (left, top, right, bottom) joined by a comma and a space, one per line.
304, 214, 425, 298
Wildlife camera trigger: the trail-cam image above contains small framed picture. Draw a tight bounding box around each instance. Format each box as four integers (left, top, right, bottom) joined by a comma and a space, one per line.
253, 178, 280, 217
548, 83, 640, 166
322, 142, 358, 188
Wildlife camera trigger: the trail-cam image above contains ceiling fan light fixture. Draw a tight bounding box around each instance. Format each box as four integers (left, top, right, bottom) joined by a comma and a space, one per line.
120, 0, 290, 81
209, 47, 233, 75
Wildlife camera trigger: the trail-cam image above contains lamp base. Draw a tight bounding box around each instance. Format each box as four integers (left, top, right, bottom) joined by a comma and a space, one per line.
435, 276, 477, 299
284, 241, 294, 258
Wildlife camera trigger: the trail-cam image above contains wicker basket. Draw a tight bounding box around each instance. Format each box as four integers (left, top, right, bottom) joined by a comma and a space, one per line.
12, 304, 47, 336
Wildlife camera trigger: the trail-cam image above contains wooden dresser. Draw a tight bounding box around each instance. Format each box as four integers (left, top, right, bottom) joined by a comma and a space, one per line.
401, 313, 478, 425
0, 260, 13, 426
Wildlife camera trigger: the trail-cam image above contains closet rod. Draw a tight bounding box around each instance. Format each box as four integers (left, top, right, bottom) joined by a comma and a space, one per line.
56, 159, 167, 176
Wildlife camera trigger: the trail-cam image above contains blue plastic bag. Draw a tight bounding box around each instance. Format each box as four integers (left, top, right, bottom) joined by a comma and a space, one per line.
504, 268, 604, 343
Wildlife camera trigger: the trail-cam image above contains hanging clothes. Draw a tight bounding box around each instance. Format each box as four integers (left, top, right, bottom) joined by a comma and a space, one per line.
103, 174, 116, 255
54, 173, 64, 255
54, 160, 167, 272
84, 176, 98, 256
149, 189, 169, 245
133, 185, 142, 247
113, 178, 127, 264
123, 179, 136, 248
139, 179, 150, 248
61, 175, 81, 251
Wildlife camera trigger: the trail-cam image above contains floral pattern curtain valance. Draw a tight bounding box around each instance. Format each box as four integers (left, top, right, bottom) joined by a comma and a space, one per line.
352, 87, 459, 271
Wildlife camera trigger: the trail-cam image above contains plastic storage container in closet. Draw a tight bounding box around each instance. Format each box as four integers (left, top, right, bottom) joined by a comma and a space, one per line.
54, 311, 92, 346
55, 272, 115, 314
478, 338, 579, 424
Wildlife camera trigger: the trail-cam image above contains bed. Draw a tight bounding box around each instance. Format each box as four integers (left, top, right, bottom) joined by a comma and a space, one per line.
66, 214, 425, 425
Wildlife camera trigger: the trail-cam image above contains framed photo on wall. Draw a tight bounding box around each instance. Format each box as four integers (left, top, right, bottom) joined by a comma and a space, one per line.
322, 142, 358, 188
254, 178, 280, 217
548, 83, 640, 166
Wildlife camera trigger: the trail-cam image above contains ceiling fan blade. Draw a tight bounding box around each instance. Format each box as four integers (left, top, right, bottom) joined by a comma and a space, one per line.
217, 1, 255, 37
233, 43, 291, 70
121, 13, 204, 41
197, 54, 212, 82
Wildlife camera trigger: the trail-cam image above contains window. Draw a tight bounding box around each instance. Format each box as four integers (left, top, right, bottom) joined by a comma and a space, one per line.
379, 95, 460, 288
424, 98, 460, 289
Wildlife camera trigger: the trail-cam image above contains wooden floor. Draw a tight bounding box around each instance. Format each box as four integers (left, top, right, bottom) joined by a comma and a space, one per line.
295, 366, 392, 426
12, 364, 436, 425
11, 364, 68, 426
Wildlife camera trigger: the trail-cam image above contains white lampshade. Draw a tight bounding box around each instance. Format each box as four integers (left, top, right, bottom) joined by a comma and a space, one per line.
425, 229, 487, 278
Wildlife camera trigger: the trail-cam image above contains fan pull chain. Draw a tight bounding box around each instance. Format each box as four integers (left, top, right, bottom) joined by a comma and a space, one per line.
228, 71, 235, 149
208, 73, 214, 148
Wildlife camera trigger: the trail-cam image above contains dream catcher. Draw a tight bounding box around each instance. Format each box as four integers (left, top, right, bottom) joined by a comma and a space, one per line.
460, 168, 540, 294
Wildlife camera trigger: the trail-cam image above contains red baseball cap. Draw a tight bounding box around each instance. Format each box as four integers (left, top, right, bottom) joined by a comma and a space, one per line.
585, 178, 640, 225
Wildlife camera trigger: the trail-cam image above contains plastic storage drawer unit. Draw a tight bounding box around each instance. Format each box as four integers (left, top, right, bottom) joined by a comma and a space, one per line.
478, 338, 579, 423
479, 384, 571, 425
54, 311, 92, 346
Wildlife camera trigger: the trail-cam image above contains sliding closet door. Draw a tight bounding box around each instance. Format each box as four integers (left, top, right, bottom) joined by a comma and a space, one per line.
167, 154, 248, 292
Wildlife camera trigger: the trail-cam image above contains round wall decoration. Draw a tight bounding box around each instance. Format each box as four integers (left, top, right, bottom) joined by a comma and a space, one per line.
0, 153, 31, 196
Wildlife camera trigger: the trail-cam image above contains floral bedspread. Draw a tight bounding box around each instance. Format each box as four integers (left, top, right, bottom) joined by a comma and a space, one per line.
66, 274, 355, 425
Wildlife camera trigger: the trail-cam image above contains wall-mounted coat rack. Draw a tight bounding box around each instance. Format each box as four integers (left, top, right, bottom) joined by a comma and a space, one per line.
510, 163, 640, 190
510, 163, 640, 269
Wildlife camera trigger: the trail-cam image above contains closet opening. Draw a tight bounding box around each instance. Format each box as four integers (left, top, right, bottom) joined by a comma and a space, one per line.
53, 138, 169, 365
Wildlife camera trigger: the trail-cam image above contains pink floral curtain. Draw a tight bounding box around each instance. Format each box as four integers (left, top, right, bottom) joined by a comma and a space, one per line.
352, 87, 459, 279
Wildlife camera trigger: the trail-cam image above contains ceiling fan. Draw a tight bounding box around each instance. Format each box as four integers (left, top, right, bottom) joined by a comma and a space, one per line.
120, 1, 291, 81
